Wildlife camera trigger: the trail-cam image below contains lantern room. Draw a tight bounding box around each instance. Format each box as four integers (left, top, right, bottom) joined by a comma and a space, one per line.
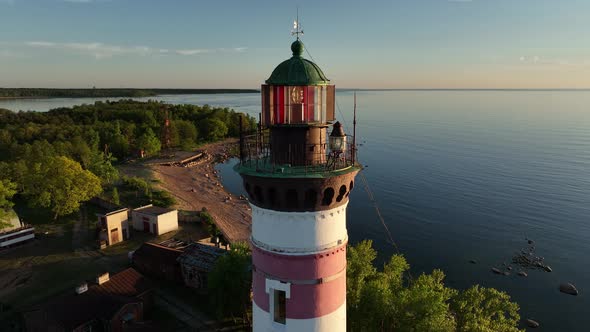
236, 38, 358, 175
261, 40, 335, 127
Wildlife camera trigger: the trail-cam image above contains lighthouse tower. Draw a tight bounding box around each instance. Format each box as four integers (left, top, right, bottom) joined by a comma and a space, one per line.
235, 35, 360, 332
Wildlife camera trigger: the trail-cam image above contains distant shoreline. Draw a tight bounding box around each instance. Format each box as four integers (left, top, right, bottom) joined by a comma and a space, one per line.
2, 88, 588, 100
0, 88, 259, 100
338, 88, 590, 92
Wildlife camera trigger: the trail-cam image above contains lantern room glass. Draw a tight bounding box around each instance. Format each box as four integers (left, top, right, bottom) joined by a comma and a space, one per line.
260, 84, 335, 126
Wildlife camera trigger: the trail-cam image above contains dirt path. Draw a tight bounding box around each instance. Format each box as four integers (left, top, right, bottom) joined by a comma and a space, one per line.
150, 140, 252, 244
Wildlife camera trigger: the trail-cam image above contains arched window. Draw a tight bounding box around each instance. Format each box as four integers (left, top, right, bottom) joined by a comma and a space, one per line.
322, 187, 335, 206
336, 185, 347, 202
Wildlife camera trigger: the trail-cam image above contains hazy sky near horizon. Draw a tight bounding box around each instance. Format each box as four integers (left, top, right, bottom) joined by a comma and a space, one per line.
1, 0, 589, 89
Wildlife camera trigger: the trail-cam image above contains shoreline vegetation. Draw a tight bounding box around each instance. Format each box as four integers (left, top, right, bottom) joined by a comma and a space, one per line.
0, 99, 257, 221
0, 88, 259, 99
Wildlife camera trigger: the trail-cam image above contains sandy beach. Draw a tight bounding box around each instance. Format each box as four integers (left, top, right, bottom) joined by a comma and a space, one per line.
150, 139, 252, 244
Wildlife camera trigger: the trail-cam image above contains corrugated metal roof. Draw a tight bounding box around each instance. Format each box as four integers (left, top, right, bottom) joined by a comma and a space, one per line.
177, 243, 226, 272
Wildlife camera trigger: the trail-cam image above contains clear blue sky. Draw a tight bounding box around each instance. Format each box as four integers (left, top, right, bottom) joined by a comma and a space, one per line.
1, 0, 589, 89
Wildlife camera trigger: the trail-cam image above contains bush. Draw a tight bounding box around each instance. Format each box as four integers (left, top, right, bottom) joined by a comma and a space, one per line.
150, 190, 176, 207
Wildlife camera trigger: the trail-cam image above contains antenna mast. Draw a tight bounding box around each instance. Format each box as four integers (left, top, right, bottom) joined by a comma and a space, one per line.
353, 92, 357, 164
291, 7, 304, 39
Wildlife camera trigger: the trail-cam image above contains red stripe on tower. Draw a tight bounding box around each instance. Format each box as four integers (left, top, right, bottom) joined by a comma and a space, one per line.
307, 86, 315, 121
277, 86, 285, 123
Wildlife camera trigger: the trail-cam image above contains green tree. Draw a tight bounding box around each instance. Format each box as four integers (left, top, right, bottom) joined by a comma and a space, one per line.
112, 187, 120, 205
136, 128, 161, 157
347, 239, 378, 309
451, 285, 522, 332
88, 151, 119, 185
123, 176, 150, 197
202, 118, 228, 141
391, 269, 457, 332
10, 160, 28, 192
208, 242, 252, 321
70, 136, 93, 169
172, 120, 198, 149
0, 179, 17, 229
25, 156, 102, 219
346, 241, 523, 332
150, 190, 176, 208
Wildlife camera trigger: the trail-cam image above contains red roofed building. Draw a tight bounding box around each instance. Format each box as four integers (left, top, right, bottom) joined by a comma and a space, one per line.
23, 268, 153, 332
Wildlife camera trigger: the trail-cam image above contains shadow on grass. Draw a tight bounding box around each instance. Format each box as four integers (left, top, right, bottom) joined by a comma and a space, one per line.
12, 197, 78, 227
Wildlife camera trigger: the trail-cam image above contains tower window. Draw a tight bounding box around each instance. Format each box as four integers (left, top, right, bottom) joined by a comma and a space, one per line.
285, 189, 298, 209
274, 289, 286, 324
254, 186, 264, 204
321, 187, 335, 206
268, 187, 278, 208
336, 185, 347, 202
304, 189, 318, 209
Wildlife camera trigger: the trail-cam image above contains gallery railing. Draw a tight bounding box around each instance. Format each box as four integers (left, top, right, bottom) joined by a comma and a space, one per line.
237, 130, 359, 176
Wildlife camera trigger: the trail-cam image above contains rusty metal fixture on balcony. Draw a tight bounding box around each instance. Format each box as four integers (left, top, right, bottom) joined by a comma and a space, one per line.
329, 121, 346, 153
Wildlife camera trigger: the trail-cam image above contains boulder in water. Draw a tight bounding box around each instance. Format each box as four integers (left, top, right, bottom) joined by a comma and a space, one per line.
518, 271, 528, 277
526, 319, 540, 328
469, 259, 477, 264
491, 267, 502, 274
559, 283, 579, 296
544, 266, 553, 272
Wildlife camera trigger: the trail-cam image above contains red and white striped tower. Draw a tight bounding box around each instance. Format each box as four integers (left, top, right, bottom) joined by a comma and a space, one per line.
236, 31, 361, 332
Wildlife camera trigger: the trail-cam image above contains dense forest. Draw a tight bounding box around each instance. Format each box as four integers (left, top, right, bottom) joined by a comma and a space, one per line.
0, 100, 257, 220
0, 88, 258, 99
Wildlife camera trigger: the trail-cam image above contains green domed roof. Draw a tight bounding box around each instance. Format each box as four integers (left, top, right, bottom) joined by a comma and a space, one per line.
265, 40, 330, 86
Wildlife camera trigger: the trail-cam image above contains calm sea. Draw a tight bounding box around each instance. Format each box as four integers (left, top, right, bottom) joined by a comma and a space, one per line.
2, 91, 589, 331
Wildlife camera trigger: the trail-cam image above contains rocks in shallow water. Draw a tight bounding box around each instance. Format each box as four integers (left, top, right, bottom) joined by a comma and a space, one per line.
469, 259, 477, 264
518, 271, 528, 277
503, 271, 511, 276
491, 267, 502, 274
512, 239, 552, 273
526, 319, 540, 328
507, 266, 512, 271
559, 283, 579, 296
